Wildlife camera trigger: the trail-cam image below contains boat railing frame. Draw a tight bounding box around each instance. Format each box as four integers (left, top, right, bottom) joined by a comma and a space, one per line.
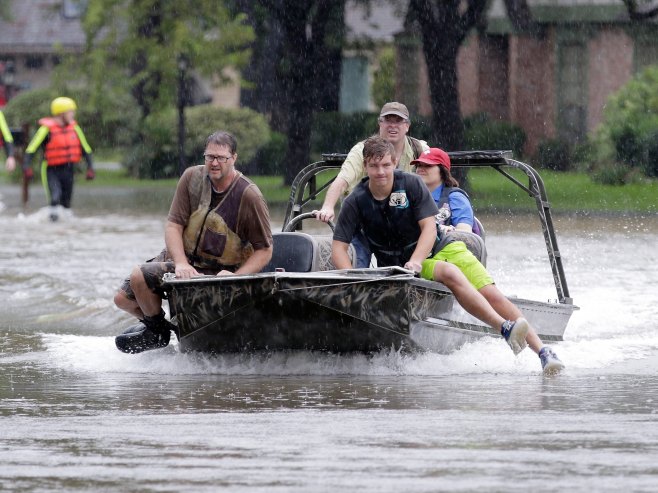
281, 150, 573, 305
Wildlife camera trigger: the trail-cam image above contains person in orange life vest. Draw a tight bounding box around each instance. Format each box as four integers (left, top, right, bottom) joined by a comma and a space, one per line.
22, 97, 94, 220
1, 110, 16, 172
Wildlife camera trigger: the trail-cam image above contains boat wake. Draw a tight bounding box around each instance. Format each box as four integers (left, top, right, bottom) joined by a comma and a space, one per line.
33, 331, 658, 377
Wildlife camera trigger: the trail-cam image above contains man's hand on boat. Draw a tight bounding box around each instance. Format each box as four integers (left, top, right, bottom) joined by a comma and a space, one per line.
174, 262, 200, 279
403, 260, 422, 274
314, 208, 335, 223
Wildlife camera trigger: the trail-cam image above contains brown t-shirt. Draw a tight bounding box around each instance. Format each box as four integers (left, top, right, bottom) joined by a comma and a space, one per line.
168, 166, 272, 250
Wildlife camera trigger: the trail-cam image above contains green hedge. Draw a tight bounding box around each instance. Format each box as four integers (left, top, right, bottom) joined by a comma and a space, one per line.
311, 111, 379, 156
593, 65, 658, 179
534, 137, 573, 171
125, 105, 271, 179
463, 113, 526, 158
2, 87, 138, 150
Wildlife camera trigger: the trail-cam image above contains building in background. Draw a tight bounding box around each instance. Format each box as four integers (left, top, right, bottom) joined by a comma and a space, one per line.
396, 0, 658, 153
2, 0, 657, 154
0, 0, 86, 105
0, 0, 214, 107
341, 1, 406, 113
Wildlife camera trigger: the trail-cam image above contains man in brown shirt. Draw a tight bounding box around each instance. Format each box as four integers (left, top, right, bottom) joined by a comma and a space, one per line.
114, 130, 273, 353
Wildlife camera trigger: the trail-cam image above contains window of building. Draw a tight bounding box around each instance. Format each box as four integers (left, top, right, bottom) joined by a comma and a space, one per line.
340, 56, 370, 113
62, 0, 85, 19
25, 56, 44, 70
635, 41, 658, 73
557, 41, 588, 145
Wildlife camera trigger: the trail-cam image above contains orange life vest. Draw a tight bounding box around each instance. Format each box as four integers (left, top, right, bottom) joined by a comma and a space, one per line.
41, 118, 82, 166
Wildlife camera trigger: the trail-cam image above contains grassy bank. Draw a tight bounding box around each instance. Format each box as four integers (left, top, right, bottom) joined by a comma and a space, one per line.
3, 167, 656, 214
468, 168, 657, 214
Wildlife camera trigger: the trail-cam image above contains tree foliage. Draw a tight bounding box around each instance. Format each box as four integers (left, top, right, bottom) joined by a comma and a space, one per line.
244, 0, 346, 184
124, 104, 270, 178
593, 65, 658, 177
372, 46, 396, 109
81, 0, 253, 117
56, 0, 255, 176
0, 0, 12, 21
407, 1, 488, 151
407, 0, 535, 151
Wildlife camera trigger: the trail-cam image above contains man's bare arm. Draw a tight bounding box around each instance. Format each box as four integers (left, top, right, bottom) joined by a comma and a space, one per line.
315, 177, 348, 223
404, 216, 436, 272
229, 246, 273, 276
331, 240, 353, 269
165, 221, 200, 279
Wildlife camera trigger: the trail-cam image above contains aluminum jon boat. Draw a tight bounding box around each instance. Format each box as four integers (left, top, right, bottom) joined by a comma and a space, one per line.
163, 150, 577, 353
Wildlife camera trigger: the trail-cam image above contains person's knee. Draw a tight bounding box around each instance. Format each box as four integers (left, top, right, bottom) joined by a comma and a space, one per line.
433, 261, 462, 286
114, 290, 126, 309
129, 265, 147, 289
114, 289, 135, 310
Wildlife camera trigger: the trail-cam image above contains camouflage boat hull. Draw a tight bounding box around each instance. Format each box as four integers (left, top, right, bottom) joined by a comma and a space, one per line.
164, 267, 574, 354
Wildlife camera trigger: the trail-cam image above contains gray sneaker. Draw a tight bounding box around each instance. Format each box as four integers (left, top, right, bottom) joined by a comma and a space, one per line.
539, 346, 565, 374
500, 317, 529, 355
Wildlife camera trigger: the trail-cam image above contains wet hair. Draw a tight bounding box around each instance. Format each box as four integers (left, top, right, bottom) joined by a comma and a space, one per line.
205, 131, 237, 154
440, 165, 460, 187
362, 136, 394, 164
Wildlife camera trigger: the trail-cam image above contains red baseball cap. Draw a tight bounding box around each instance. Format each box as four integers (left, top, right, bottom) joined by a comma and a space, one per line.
411, 148, 451, 171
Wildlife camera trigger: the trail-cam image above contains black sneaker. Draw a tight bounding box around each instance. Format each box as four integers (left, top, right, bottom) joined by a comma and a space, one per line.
115, 321, 172, 354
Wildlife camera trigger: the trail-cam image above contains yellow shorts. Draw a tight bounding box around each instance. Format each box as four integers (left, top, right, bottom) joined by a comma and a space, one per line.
420, 241, 493, 290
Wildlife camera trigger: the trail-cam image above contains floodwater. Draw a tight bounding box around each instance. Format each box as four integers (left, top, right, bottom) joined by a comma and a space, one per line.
1, 184, 658, 492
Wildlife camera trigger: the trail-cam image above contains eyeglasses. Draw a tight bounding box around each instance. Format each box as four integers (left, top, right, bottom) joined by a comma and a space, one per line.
204, 154, 233, 164
378, 116, 409, 126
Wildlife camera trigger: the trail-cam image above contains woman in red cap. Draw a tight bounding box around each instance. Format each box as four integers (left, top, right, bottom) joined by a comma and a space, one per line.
414, 147, 564, 373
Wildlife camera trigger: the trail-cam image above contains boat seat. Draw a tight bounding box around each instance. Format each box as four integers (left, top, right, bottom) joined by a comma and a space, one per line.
263, 232, 355, 272
448, 230, 488, 267
262, 232, 317, 273
313, 235, 355, 271
474, 216, 486, 241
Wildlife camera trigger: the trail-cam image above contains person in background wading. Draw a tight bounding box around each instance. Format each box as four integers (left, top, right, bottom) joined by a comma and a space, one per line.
314, 102, 429, 267
113, 130, 273, 354
22, 97, 95, 221
413, 147, 565, 373
331, 136, 531, 360
1, 109, 16, 172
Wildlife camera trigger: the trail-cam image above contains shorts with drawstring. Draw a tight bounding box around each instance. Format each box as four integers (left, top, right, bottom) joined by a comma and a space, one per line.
119, 249, 222, 300
420, 241, 494, 290
119, 249, 173, 300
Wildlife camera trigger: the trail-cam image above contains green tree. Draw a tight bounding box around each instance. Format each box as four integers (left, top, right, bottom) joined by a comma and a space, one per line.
408, 0, 536, 151
71, 0, 254, 176
244, 0, 347, 184
0, 0, 12, 21
593, 65, 658, 177
372, 46, 396, 109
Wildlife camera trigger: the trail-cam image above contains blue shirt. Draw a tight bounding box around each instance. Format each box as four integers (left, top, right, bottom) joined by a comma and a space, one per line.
431, 184, 474, 227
